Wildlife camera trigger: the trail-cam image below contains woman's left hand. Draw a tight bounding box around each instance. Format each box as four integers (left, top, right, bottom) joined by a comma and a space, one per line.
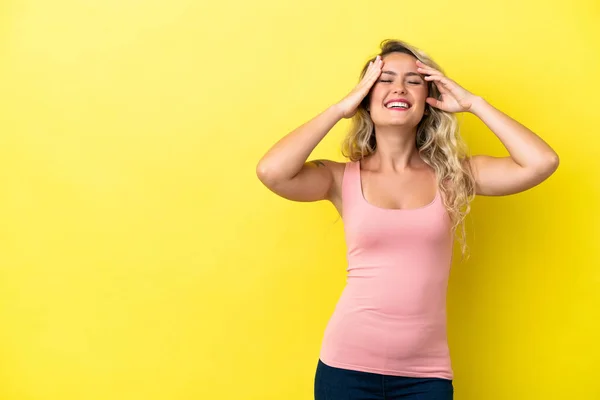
416, 60, 479, 113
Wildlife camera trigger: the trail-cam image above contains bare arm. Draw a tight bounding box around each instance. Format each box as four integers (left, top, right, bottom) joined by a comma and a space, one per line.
416, 60, 559, 196
467, 97, 560, 196
255, 105, 344, 202
256, 55, 384, 202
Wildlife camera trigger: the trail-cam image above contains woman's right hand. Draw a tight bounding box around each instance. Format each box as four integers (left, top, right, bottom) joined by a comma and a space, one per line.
334, 55, 383, 119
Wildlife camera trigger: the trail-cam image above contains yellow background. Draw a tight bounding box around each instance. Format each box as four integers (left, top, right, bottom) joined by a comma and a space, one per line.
1, 0, 598, 399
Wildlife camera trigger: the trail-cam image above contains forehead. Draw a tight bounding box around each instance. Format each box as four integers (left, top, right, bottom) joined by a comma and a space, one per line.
381, 52, 418, 70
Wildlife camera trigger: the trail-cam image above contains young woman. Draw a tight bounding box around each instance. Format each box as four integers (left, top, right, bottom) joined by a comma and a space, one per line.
256, 39, 559, 400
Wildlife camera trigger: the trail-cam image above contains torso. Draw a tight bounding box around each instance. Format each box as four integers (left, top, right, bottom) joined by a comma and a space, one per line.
327, 157, 440, 215
317, 159, 455, 379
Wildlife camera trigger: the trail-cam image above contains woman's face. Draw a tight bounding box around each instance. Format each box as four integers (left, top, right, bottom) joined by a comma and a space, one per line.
367, 52, 429, 128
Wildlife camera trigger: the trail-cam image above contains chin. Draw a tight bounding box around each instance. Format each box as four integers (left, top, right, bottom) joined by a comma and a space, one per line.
372, 111, 423, 127
376, 118, 419, 128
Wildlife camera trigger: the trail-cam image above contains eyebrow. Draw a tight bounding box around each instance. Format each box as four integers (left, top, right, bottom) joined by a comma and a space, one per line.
381, 70, 423, 78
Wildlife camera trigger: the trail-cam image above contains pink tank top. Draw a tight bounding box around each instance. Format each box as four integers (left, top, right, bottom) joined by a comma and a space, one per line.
318, 160, 454, 379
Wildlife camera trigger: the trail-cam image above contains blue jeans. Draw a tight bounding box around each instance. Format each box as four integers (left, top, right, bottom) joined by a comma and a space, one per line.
314, 359, 454, 400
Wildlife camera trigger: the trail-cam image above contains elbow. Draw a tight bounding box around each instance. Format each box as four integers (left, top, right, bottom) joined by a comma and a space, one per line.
256, 160, 271, 184
256, 159, 281, 188
534, 152, 560, 179
546, 152, 560, 175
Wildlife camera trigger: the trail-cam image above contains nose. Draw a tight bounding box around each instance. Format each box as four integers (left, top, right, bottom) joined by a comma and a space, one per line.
392, 83, 407, 94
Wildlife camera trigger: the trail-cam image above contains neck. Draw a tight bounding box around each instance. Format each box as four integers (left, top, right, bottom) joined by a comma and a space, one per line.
367, 126, 423, 171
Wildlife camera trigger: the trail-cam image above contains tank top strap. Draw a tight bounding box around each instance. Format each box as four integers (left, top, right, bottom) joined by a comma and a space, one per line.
341, 161, 362, 216
342, 160, 446, 214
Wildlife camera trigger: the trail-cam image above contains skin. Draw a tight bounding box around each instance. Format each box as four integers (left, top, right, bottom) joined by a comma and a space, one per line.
355, 53, 436, 210
256, 51, 559, 216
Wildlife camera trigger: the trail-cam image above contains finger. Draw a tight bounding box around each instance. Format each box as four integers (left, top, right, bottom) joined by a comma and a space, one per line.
426, 75, 464, 100
426, 97, 450, 112
369, 55, 382, 67
428, 78, 463, 102
424, 74, 453, 86
360, 63, 379, 85
434, 80, 450, 95
416, 60, 442, 75
416, 63, 444, 78
365, 58, 383, 80
363, 66, 381, 84
359, 65, 382, 92
426, 97, 444, 109
427, 77, 457, 98
372, 56, 383, 72
365, 57, 381, 74
418, 67, 443, 78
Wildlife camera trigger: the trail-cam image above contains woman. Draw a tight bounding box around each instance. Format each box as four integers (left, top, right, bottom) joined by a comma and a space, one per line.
256, 39, 559, 400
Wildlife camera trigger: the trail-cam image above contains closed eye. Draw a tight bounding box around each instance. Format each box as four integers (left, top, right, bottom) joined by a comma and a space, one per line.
378, 79, 422, 84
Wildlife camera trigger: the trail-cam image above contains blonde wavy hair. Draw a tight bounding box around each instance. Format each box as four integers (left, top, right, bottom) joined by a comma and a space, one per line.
341, 39, 476, 258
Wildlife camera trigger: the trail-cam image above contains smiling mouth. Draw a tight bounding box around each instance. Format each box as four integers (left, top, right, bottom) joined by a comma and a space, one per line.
385, 101, 411, 111
384, 98, 412, 111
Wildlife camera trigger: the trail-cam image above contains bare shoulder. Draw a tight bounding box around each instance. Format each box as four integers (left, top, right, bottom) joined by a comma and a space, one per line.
306, 159, 346, 180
